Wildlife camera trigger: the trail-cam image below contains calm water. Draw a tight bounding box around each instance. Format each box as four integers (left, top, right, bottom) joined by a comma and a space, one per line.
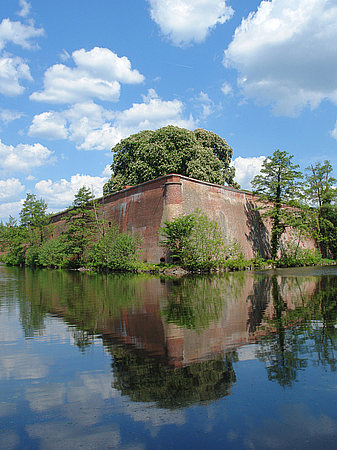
0, 265, 337, 449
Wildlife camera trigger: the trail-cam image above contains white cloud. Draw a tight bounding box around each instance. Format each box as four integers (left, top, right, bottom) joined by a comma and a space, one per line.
148, 0, 234, 46
0, 139, 55, 173
29, 111, 68, 139
0, 55, 32, 96
0, 178, 25, 201
0, 18, 43, 51
30, 47, 144, 104
35, 174, 108, 210
224, 0, 337, 116
232, 156, 265, 190
0, 200, 24, 221
17, 0, 31, 18
221, 81, 233, 96
101, 164, 112, 177
0, 109, 23, 124
194, 91, 215, 118
331, 119, 337, 141
29, 91, 195, 151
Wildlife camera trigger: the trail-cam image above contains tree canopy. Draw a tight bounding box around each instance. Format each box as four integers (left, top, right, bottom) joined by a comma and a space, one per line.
104, 126, 237, 193
251, 150, 303, 259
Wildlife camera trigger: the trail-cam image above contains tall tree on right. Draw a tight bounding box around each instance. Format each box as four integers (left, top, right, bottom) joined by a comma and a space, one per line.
304, 161, 337, 258
251, 150, 303, 259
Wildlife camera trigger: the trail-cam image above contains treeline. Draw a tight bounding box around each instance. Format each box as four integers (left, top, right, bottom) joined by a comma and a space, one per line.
0, 187, 141, 271
1, 149, 337, 272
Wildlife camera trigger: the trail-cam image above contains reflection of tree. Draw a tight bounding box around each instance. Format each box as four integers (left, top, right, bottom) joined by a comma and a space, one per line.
256, 276, 308, 387
162, 275, 245, 330
247, 276, 271, 333
109, 343, 237, 409
14, 268, 149, 344
307, 277, 337, 372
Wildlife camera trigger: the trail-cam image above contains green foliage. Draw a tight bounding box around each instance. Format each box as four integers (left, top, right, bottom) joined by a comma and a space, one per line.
65, 186, 97, 266
19, 193, 48, 235
251, 150, 303, 259
38, 236, 68, 268
88, 227, 142, 272
104, 126, 237, 194
277, 238, 322, 268
25, 245, 40, 267
2, 218, 27, 266
304, 161, 337, 258
160, 211, 227, 270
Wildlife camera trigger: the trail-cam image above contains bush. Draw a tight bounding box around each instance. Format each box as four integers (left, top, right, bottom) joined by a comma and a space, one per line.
89, 228, 142, 272
38, 236, 68, 268
160, 211, 227, 270
25, 245, 40, 267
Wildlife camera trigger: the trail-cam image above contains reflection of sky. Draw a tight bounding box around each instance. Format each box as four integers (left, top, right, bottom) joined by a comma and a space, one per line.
1, 269, 337, 449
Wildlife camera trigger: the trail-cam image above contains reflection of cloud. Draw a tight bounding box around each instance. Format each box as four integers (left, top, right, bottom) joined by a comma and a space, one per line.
0, 315, 23, 343
0, 353, 48, 380
0, 431, 19, 450
118, 398, 186, 428
26, 384, 66, 412
247, 403, 337, 449
26, 423, 121, 450
0, 402, 16, 418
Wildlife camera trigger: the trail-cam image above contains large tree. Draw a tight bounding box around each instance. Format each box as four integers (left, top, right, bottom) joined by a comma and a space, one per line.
304, 161, 337, 257
103, 126, 237, 194
65, 187, 97, 265
251, 150, 303, 259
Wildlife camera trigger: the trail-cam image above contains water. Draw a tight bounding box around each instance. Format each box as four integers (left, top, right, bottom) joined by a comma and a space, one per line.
0, 264, 336, 449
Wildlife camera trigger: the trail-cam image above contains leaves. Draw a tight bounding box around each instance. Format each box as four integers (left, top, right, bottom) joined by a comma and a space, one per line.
104, 126, 236, 193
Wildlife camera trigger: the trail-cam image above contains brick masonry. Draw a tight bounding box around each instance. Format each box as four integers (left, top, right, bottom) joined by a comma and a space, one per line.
50, 174, 316, 263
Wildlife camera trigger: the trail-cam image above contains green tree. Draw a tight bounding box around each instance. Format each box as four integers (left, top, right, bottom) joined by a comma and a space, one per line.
251, 150, 303, 259
64, 186, 97, 266
304, 161, 337, 258
19, 193, 48, 232
160, 211, 228, 269
104, 126, 237, 194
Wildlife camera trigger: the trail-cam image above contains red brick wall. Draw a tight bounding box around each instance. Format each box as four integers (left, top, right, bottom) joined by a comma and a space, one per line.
50, 174, 316, 262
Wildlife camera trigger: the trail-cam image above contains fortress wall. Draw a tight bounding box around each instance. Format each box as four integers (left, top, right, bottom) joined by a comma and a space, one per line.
50, 174, 316, 263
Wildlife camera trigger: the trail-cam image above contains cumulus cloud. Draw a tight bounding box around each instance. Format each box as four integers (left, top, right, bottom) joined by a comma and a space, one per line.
17, 0, 31, 18
193, 91, 215, 118
35, 174, 108, 210
0, 55, 32, 96
0, 139, 55, 173
232, 156, 265, 190
29, 111, 68, 139
148, 0, 234, 46
224, 0, 337, 116
0, 178, 25, 201
0, 18, 43, 51
0, 109, 23, 124
0, 200, 24, 221
30, 47, 144, 104
29, 90, 195, 151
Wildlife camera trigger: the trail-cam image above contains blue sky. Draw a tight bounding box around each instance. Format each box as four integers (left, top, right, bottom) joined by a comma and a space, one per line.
1, 0, 337, 221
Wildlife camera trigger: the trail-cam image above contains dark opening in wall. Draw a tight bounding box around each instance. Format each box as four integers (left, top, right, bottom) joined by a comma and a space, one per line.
160, 257, 165, 263
108, 221, 112, 228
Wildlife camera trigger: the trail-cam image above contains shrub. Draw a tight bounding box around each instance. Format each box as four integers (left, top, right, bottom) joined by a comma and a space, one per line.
89, 227, 142, 272
38, 236, 68, 268
160, 211, 227, 270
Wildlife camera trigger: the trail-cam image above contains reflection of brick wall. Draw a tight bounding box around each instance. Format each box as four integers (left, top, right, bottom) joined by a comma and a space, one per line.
50, 174, 316, 262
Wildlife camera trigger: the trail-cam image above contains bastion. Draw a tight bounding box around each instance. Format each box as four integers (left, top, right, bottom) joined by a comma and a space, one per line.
50, 174, 316, 263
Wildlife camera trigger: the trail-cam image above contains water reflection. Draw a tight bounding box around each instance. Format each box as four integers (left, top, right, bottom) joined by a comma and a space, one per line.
1, 267, 337, 398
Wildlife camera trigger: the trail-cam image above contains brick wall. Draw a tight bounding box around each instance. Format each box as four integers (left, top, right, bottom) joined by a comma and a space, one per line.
50, 174, 316, 262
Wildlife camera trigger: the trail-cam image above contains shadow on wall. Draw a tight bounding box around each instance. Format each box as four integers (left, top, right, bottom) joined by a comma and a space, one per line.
245, 200, 271, 259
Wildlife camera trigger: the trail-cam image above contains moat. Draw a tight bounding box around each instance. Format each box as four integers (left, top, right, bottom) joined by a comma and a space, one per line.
0, 264, 336, 449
